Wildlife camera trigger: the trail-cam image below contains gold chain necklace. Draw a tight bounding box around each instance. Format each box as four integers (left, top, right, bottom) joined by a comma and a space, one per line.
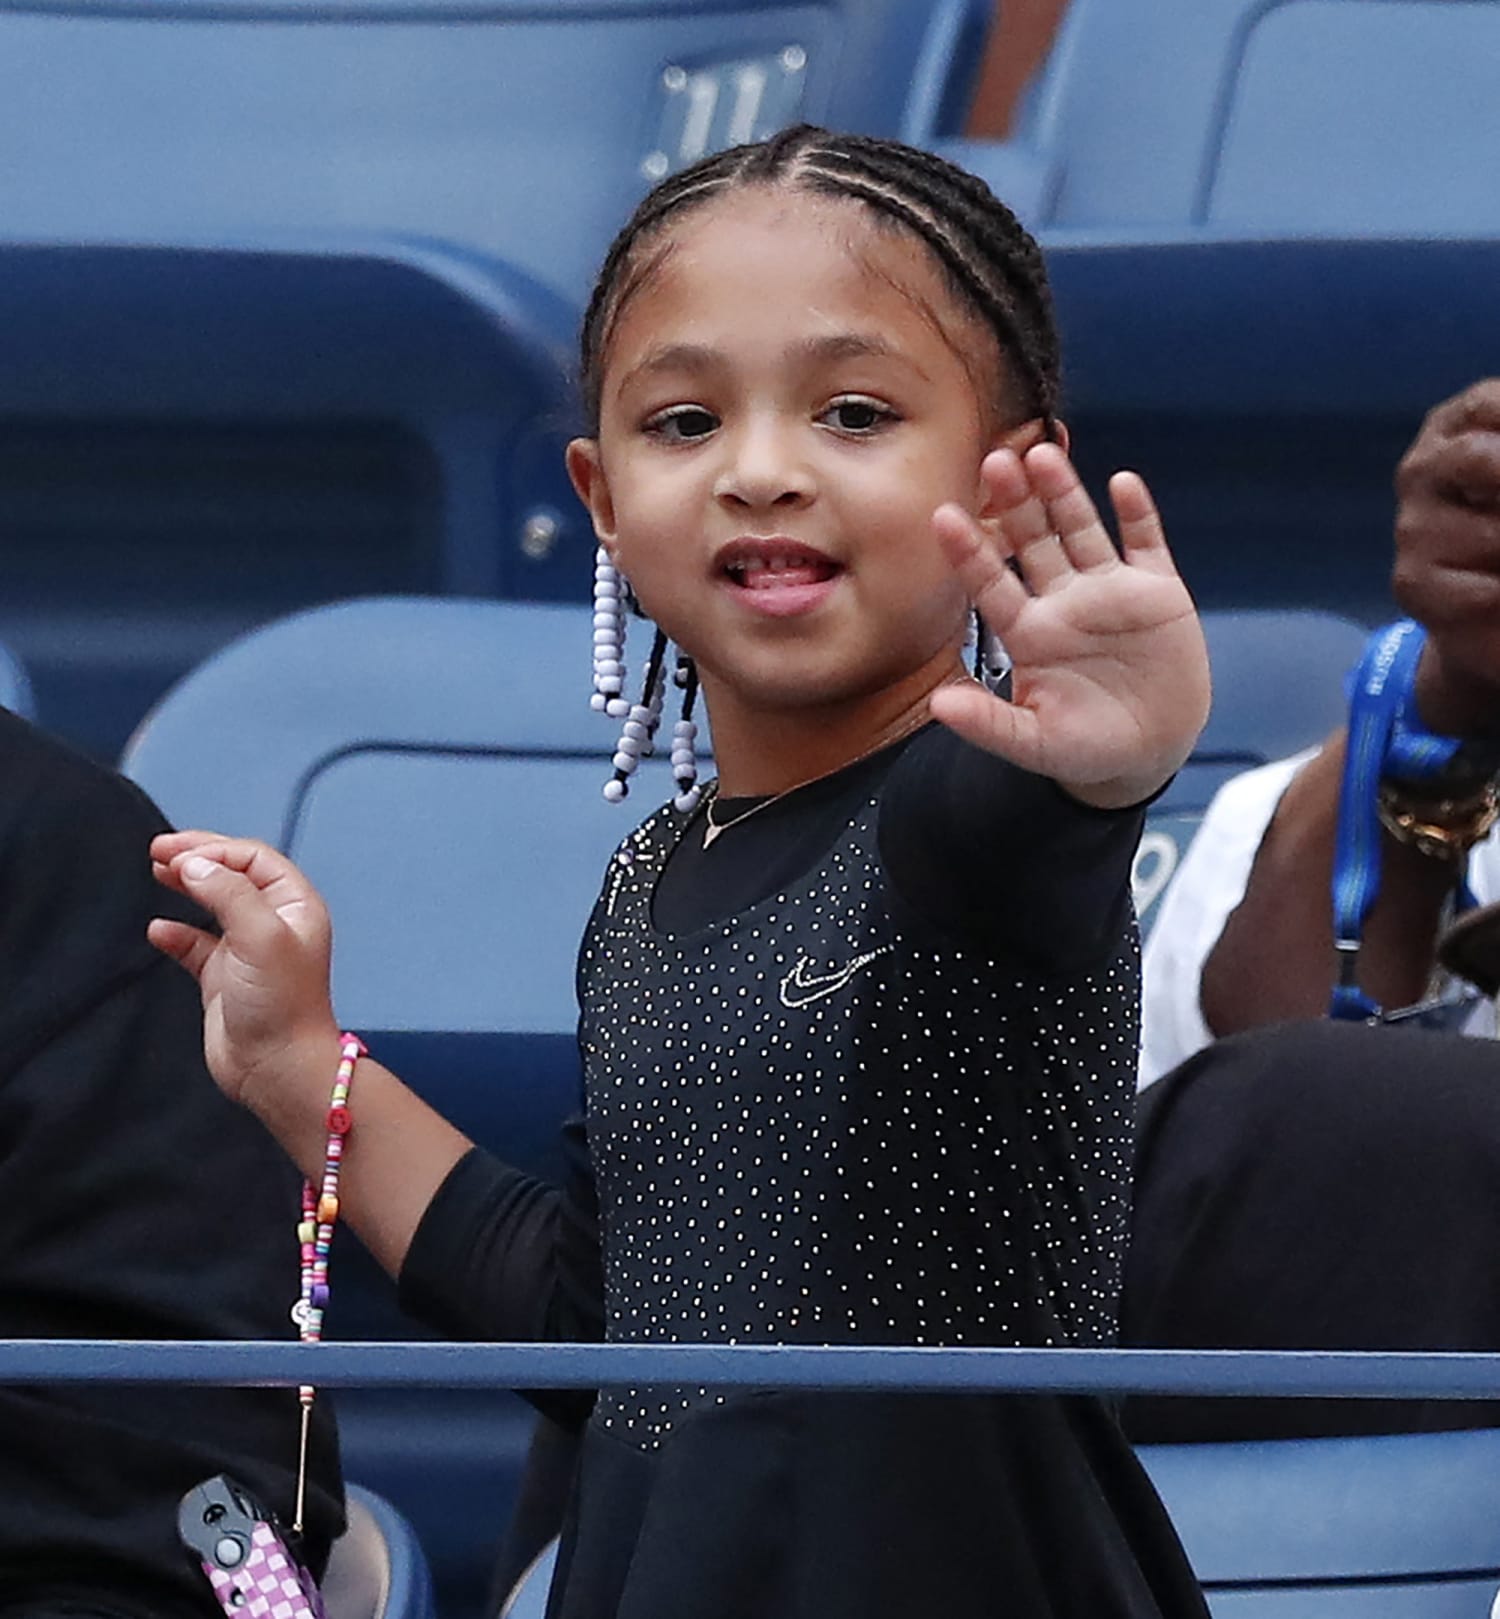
699, 703, 942, 850
701, 784, 796, 848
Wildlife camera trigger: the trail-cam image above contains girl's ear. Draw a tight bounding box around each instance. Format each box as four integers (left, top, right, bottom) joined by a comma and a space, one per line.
566, 438, 618, 552
994, 415, 1071, 460
975, 416, 1073, 524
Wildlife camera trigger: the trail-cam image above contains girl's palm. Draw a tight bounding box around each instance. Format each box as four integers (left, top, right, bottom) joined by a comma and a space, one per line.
931, 444, 1210, 807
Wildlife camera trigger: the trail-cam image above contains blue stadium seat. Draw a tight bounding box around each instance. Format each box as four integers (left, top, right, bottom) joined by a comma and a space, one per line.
946, 0, 1500, 235
0, 0, 989, 308
0, 636, 35, 720
1138, 1428, 1500, 1617
499, 1538, 558, 1619
325, 1485, 439, 1619
0, 237, 582, 760
1047, 235, 1500, 626
122, 595, 686, 1618
1133, 610, 1365, 937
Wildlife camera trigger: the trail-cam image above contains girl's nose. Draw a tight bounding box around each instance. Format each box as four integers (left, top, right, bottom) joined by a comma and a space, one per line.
712, 422, 815, 511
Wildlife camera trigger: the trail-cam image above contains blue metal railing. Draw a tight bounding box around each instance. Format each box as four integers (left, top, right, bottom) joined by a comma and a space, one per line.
6, 1341, 1500, 1401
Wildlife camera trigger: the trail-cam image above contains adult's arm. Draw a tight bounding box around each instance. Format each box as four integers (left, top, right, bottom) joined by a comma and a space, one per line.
1198, 381, 1500, 1038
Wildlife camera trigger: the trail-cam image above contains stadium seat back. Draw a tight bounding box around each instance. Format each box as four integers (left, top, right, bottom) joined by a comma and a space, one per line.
970, 0, 1500, 234
0, 636, 34, 721
0, 239, 584, 759
1205, 1, 1500, 235
324, 1485, 439, 1619
1138, 1428, 1500, 1617
123, 596, 655, 1025
1046, 236, 1500, 625
0, 0, 989, 305
1134, 610, 1366, 937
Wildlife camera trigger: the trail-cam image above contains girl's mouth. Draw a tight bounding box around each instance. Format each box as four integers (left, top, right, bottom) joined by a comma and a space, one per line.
718, 538, 842, 593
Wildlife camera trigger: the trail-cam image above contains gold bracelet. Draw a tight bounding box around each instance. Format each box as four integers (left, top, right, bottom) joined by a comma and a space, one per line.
1377, 780, 1500, 862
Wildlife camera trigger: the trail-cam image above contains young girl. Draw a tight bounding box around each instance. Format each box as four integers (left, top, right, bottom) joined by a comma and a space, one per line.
150, 127, 1211, 1618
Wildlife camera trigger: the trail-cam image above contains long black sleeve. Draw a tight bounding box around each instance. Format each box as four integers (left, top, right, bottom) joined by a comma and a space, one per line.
399, 1121, 602, 1347
877, 724, 1146, 970
397, 1117, 603, 1425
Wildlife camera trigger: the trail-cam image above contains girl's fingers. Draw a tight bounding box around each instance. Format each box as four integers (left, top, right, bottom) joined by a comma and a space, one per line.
152, 830, 279, 880
169, 849, 301, 959
153, 831, 317, 913
146, 916, 221, 982
151, 858, 186, 897
1024, 445, 1119, 572
1108, 470, 1173, 570
982, 448, 1073, 594
931, 501, 1029, 636
150, 829, 227, 864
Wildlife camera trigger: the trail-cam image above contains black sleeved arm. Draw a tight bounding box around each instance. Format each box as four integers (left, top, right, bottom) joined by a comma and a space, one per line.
878, 724, 1146, 971
398, 1114, 604, 1423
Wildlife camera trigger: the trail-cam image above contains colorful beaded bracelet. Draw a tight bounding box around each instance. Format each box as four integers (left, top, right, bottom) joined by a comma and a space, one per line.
290, 1031, 364, 1532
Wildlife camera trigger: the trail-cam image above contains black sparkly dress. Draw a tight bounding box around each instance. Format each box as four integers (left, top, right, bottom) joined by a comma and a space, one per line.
402, 725, 1208, 1619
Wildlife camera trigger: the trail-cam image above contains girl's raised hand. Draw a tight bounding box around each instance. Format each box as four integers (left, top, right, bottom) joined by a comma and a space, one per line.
930, 443, 1211, 808
148, 831, 342, 1115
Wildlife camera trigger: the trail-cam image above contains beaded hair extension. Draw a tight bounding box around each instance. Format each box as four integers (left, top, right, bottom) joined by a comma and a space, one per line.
602, 624, 669, 804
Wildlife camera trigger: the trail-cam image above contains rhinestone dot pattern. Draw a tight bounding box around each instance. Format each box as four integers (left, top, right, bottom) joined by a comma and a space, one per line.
578, 794, 1139, 1450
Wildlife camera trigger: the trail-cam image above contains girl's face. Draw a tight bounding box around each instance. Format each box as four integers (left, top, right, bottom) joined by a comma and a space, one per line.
568, 188, 1032, 722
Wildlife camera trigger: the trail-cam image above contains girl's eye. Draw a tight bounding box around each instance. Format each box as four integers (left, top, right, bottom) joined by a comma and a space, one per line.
822, 397, 895, 434
644, 405, 719, 442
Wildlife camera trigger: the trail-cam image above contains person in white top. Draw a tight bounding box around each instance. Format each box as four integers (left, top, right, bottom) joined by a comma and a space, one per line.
1141, 379, 1500, 1086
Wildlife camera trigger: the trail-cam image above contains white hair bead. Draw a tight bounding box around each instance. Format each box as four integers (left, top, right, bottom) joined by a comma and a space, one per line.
602, 779, 627, 803
591, 549, 631, 719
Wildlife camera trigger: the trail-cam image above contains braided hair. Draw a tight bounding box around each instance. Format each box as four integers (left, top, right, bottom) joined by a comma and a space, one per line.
579, 124, 1061, 437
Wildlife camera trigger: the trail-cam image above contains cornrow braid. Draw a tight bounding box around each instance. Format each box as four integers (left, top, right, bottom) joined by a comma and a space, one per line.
578, 124, 1062, 435
795, 136, 1060, 429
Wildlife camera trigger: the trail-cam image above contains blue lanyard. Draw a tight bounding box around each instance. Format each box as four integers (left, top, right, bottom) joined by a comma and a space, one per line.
1329, 620, 1476, 1021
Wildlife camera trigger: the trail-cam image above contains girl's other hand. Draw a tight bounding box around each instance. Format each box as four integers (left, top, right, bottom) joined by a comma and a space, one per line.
148, 831, 342, 1115
930, 443, 1210, 809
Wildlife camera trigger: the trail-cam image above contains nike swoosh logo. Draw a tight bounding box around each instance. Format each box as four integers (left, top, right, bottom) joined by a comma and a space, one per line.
778, 946, 893, 1009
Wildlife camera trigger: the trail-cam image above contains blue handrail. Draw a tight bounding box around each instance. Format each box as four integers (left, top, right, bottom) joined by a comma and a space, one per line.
6, 1341, 1500, 1400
